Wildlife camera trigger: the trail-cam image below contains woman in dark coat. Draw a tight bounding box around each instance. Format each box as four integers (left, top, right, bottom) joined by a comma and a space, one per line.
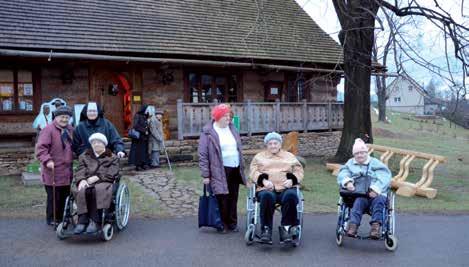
72, 102, 125, 158
73, 133, 119, 234
128, 105, 150, 171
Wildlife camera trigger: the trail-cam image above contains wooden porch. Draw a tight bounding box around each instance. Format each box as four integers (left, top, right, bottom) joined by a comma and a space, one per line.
176, 99, 344, 140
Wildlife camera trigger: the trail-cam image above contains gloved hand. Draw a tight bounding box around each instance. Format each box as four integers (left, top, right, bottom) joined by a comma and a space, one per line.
257, 173, 269, 187
283, 179, 293, 188
286, 172, 298, 185
86, 175, 99, 185
117, 151, 125, 158
262, 179, 274, 190
78, 180, 89, 191
345, 181, 355, 191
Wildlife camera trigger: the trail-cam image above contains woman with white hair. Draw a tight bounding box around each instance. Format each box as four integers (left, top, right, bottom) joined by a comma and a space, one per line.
249, 132, 304, 243
72, 133, 120, 234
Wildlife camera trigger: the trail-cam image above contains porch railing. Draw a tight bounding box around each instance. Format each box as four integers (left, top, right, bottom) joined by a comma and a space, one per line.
177, 99, 344, 140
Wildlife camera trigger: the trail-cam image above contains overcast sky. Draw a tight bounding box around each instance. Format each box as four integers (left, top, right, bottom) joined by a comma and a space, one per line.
295, 0, 468, 98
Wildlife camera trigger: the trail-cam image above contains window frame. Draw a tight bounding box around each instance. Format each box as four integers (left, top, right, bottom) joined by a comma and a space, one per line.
0, 67, 40, 115
183, 69, 242, 103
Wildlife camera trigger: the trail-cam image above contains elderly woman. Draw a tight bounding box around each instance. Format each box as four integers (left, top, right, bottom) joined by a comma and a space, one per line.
250, 132, 304, 243
73, 133, 119, 234
128, 105, 150, 171
337, 138, 392, 239
198, 104, 246, 233
147, 106, 164, 168
35, 106, 74, 226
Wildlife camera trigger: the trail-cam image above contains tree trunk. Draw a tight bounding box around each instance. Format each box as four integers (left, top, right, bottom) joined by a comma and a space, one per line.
332, 0, 379, 163
377, 76, 387, 122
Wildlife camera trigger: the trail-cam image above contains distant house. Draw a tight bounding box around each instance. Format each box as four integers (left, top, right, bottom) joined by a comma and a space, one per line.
386, 75, 426, 115
0, 0, 345, 144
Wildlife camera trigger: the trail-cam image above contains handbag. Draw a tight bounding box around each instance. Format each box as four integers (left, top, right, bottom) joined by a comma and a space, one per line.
339, 164, 371, 198
198, 185, 223, 230
128, 128, 140, 139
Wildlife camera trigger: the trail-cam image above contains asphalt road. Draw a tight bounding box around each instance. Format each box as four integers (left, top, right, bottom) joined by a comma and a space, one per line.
1, 214, 468, 267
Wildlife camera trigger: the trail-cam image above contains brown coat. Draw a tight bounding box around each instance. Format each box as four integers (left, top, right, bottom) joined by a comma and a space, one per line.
73, 149, 119, 215
250, 149, 304, 192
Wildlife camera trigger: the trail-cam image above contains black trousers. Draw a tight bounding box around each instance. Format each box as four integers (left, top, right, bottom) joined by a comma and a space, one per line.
78, 187, 101, 224
257, 188, 299, 229
215, 166, 242, 229
44, 185, 70, 224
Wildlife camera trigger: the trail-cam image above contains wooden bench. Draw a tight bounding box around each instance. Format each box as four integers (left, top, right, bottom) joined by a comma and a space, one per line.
327, 144, 446, 199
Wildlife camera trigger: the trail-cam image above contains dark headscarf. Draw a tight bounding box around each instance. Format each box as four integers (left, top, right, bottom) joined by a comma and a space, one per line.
79, 103, 104, 122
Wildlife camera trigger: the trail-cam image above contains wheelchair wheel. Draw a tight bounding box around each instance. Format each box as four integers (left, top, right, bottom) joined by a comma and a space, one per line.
336, 232, 344, 246
115, 183, 130, 231
244, 224, 255, 245
101, 224, 114, 241
56, 222, 66, 240
385, 235, 398, 251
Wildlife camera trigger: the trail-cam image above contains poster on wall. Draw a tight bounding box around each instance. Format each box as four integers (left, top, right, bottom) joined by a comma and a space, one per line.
0, 84, 13, 97
2, 99, 12, 111
23, 84, 33, 96
270, 87, 279, 95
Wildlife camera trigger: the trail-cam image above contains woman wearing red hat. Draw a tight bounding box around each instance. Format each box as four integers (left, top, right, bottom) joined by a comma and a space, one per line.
198, 104, 246, 233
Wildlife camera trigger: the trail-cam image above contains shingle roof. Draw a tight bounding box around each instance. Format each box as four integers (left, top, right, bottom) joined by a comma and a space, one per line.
0, 0, 343, 65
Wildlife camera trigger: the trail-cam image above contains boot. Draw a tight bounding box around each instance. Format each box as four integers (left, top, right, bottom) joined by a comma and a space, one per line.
85, 220, 98, 234
74, 224, 87, 234
369, 222, 381, 239
279, 226, 293, 243
260, 226, 272, 243
347, 223, 358, 237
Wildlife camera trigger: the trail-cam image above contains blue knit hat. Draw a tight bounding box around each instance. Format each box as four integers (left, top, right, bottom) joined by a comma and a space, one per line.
264, 132, 282, 144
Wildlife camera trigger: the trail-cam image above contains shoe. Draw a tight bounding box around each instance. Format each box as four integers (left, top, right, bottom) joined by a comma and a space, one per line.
347, 223, 358, 237
135, 166, 142, 171
85, 220, 98, 234
216, 225, 227, 234
150, 165, 160, 169
369, 222, 381, 239
228, 225, 239, 232
142, 165, 150, 170
74, 224, 87, 234
260, 226, 272, 243
279, 226, 293, 243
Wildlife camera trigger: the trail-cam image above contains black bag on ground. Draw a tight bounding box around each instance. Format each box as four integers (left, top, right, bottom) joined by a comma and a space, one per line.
198, 185, 223, 230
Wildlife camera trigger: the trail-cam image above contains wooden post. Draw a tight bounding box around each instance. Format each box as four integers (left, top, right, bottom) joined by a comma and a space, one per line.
327, 101, 332, 131
275, 99, 280, 132
246, 99, 252, 137
177, 99, 184, 140
302, 99, 307, 133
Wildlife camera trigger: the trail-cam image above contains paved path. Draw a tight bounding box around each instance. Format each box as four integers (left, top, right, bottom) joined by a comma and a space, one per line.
1, 214, 468, 267
125, 169, 199, 217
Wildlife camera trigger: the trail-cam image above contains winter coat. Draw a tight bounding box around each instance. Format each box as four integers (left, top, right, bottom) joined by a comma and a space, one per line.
128, 106, 150, 166
35, 121, 74, 186
73, 149, 119, 214
337, 156, 392, 196
249, 149, 304, 192
198, 121, 246, 195
148, 116, 163, 152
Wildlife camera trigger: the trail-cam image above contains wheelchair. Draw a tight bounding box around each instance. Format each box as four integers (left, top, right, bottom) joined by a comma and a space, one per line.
335, 190, 397, 251
56, 176, 130, 241
244, 184, 304, 247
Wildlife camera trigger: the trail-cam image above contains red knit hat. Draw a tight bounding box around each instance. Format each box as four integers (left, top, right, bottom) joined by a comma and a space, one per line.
211, 104, 231, 121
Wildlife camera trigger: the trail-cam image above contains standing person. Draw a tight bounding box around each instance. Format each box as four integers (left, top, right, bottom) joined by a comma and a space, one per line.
35, 106, 74, 226
32, 103, 52, 133
72, 102, 125, 158
147, 106, 164, 168
128, 105, 150, 171
198, 104, 246, 233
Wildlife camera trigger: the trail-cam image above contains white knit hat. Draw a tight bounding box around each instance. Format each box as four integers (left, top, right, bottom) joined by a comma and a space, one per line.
89, 132, 108, 146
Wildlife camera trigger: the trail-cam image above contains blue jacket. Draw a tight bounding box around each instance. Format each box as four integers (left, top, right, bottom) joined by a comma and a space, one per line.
337, 157, 392, 196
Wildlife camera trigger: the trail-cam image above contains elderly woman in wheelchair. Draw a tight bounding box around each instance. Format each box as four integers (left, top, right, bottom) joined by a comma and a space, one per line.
72, 133, 120, 235
247, 132, 304, 245
336, 138, 397, 250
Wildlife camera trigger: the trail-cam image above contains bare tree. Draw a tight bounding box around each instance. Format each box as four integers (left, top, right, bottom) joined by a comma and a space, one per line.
331, 0, 468, 162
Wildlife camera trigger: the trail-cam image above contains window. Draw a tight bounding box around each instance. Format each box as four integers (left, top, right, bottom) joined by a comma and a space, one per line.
408, 86, 413, 91
394, 97, 401, 103
286, 73, 307, 102
0, 69, 35, 112
187, 72, 238, 103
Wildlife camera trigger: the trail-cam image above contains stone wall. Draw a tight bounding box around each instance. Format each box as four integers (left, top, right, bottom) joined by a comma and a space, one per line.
0, 147, 35, 176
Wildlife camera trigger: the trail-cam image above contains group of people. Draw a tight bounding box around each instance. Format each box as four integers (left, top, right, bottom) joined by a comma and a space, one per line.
36, 102, 125, 233
198, 104, 392, 242
128, 105, 164, 171
35, 99, 391, 241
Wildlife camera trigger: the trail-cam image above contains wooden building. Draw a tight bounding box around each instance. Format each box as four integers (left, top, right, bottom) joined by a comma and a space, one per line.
0, 0, 344, 145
